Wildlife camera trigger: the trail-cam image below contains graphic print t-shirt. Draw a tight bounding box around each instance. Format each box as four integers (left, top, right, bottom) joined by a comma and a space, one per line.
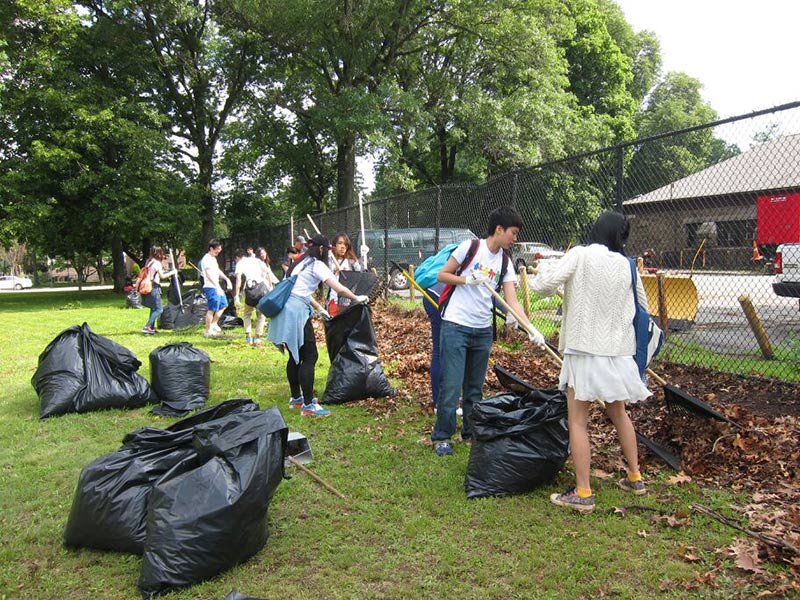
442, 239, 517, 329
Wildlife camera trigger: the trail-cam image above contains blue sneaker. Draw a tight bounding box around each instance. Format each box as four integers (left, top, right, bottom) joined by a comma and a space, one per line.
301, 400, 331, 417
245, 335, 253, 344
288, 396, 304, 409
434, 441, 453, 456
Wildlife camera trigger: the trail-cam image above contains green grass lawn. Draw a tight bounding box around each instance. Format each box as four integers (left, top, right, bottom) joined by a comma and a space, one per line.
0, 290, 785, 599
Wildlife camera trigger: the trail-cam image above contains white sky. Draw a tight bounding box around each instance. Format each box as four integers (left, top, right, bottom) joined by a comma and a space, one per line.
360, 1, 800, 194
615, 0, 800, 118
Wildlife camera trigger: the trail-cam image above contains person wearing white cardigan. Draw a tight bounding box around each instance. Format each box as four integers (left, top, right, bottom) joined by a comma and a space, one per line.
529, 212, 652, 513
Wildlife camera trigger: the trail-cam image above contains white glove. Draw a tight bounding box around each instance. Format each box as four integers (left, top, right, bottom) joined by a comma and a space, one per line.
319, 308, 332, 320
234, 295, 242, 307
360, 244, 370, 256
527, 325, 545, 347
464, 270, 489, 286
354, 294, 370, 304
506, 313, 518, 329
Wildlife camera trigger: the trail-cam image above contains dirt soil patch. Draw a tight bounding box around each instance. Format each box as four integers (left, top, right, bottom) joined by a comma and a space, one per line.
346, 302, 800, 590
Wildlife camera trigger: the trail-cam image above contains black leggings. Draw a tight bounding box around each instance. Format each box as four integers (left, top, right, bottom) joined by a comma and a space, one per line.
287, 318, 318, 401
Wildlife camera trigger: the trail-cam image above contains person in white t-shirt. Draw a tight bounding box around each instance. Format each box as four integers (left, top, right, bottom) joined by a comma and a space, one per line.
233, 249, 271, 345
431, 206, 544, 457
267, 234, 369, 417
200, 239, 232, 336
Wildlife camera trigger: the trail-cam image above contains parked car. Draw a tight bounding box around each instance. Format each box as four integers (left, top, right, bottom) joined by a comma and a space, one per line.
354, 228, 478, 290
0, 275, 33, 290
773, 243, 800, 298
510, 242, 564, 271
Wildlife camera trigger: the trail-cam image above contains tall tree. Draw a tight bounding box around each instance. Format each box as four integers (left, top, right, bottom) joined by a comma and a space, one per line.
626, 72, 739, 197
231, 0, 449, 209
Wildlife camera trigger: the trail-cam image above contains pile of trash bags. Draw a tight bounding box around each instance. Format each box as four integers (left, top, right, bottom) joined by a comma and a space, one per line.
149, 343, 211, 417
32, 323, 156, 419
63, 399, 287, 597
321, 272, 393, 405
465, 389, 570, 499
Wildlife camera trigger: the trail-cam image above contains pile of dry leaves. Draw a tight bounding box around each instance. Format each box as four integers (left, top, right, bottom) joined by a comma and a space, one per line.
351, 302, 799, 590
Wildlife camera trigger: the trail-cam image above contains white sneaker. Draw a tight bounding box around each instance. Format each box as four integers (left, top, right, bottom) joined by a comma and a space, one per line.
456, 407, 463, 417
211, 323, 222, 334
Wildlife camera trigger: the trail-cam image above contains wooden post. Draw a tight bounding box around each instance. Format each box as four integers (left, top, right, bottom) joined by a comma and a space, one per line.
518, 268, 531, 319
738, 294, 774, 360
408, 265, 416, 302
655, 273, 670, 340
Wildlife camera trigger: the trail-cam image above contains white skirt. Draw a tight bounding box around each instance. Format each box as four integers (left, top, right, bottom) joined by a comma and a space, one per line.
558, 351, 652, 404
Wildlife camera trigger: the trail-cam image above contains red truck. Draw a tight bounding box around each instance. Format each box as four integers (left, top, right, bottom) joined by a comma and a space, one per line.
757, 193, 800, 298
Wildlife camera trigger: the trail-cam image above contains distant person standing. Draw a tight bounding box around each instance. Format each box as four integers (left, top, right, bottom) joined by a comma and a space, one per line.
233, 249, 268, 346
141, 247, 177, 334
201, 239, 232, 336
282, 235, 306, 275
327, 233, 363, 316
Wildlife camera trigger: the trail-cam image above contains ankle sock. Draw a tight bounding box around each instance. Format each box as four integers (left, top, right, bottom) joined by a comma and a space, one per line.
576, 486, 593, 498
627, 472, 642, 482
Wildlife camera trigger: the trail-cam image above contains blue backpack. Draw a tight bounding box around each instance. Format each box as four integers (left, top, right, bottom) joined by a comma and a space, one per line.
413, 243, 461, 290
629, 259, 665, 380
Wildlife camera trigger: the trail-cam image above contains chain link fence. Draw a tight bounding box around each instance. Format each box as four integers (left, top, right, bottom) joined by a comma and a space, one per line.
226, 102, 800, 382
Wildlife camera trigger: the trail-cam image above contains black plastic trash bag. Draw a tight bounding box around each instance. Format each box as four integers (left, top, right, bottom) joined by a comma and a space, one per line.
149, 343, 211, 417
320, 302, 393, 405
32, 323, 156, 419
126, 290, 144, 309
138, 406, 287, 597
465, 389, 569, 499
159, 288, 207, 330
63, 399, 261, 554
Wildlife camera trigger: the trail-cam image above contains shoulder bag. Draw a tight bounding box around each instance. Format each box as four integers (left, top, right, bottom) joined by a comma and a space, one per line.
257, 257, 313, 317
629, 258, 664, 379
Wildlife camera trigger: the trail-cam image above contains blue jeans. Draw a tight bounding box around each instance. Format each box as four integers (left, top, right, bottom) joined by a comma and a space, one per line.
431, 320, 493, 442
145, 286, 163, 328
423, 295, 441, 407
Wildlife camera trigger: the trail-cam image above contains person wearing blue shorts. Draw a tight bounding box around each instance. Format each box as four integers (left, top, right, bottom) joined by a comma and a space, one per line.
201, 239, 232, 336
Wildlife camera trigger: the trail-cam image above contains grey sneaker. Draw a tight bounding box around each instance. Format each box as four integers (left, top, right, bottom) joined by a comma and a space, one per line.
550, 487, 595, 514
617, 477, 647, 496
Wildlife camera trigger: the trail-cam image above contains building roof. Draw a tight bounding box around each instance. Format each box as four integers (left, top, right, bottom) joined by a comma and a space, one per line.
624, 134, 800, 206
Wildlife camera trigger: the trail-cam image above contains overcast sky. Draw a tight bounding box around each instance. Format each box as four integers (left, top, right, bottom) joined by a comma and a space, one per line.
615, 0, 800, 118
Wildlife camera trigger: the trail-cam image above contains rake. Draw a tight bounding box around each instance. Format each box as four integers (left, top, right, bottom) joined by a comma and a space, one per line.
647, 369, 740, 429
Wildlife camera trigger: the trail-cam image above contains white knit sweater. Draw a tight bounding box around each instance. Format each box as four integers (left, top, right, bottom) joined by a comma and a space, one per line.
529, 244, 649, 356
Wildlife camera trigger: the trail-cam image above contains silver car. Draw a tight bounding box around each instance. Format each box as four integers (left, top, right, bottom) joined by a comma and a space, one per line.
510, 242, 564, 271
0, 275, 33, 290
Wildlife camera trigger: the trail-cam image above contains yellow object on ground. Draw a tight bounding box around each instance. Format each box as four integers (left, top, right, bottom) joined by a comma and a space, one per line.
641, 274, 699, 330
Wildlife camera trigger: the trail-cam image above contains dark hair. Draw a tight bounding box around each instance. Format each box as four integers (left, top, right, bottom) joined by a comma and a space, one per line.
256, 246, 270, 265
234, 248, 247, 259
148, 246, 165, 261
486, 206, 524, 237
332, 233, 358, 262
287, 246, 298, 255
587, 211, 630, 255
208, 239, 222, 250
306, 234, 330, 262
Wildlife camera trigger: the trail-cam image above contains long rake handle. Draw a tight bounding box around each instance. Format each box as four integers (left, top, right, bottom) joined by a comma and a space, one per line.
287, 456, 346, 499
481, 280, 608, 408
480, 281, 562, 366
393, 262, 440, 309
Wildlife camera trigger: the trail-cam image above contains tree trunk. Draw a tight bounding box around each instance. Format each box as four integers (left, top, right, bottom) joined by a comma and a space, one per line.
438, 124, 449, 183
336, 135, 356, 209
198, 147, 215, 245
112, 237, 126, 293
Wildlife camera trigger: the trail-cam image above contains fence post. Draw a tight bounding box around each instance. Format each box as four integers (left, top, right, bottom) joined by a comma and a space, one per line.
615, 146, 624, 212
738, 294, 774, 360
435, 186, 441, 253
383, 195, 389, 299
511, 172, 519, 208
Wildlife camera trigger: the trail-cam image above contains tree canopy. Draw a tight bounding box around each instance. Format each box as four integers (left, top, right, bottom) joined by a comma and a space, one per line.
0, 0, 738, 288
